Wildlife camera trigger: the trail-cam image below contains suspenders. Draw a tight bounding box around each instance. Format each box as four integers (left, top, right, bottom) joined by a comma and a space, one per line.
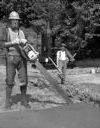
59, 51, 68, 60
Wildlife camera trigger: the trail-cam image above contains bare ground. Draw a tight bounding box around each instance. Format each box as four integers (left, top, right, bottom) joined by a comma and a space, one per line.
0, 64, 100, 112
0, 64, 65, 112
0, 64, 100, 128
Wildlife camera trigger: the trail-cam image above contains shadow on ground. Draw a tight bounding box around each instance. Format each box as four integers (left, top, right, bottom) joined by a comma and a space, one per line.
11, 94, 63, 106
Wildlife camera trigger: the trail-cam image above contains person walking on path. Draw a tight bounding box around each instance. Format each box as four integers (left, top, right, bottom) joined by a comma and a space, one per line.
56, 43, 75, 84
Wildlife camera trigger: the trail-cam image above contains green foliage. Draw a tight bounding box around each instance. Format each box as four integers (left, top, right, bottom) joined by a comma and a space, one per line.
0, 0, 100, 59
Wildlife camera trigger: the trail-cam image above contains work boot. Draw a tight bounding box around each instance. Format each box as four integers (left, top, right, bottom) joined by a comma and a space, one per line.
5, 86, 12, 109
20, 86, 30, 109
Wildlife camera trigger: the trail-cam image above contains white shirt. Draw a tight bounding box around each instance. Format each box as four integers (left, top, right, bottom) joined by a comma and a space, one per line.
56, 50, 69, 66
57, 51, 66, 61
8, 28, 25, 42
8, 28, 25, 55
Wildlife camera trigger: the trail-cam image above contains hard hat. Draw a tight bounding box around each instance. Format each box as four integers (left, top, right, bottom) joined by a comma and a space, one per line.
9, 11, 20, 20
61, 43, 66, 47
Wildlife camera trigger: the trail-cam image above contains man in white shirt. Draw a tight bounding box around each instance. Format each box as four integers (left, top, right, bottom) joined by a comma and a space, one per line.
56, 43, 75, 84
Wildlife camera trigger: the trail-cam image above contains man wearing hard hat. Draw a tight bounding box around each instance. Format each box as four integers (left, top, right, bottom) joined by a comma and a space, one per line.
0, 11, 30, 109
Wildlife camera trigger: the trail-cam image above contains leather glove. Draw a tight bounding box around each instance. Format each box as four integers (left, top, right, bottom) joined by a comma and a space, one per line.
12, 38, 20, 44
20, 39, 27, 44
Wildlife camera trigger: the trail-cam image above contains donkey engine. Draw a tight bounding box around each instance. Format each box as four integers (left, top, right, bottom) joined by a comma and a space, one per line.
19, 43, 39, 61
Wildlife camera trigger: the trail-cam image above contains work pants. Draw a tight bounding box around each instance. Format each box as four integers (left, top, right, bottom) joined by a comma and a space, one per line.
5, 55, 28, 87
58, 60, 68, 83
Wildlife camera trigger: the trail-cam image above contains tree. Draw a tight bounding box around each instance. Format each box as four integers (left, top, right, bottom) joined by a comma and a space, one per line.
0, 0, 100, 59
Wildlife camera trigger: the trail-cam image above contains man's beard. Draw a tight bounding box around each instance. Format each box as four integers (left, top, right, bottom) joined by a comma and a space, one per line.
11, 22, 19, 30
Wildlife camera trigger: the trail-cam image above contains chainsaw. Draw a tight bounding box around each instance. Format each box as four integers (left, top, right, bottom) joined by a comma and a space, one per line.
18, 43, 39, 62
4, 40, 39, 62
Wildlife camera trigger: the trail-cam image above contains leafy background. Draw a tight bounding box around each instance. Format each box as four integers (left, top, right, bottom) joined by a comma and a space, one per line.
0, 0, 100, 60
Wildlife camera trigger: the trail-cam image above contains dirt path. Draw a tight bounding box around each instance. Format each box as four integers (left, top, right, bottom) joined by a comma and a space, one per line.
0, 65, 65, 112
49, 68, 100, 104
0, 65, 100, 111
0, 65, 100, 128
0, 103, 100, 128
